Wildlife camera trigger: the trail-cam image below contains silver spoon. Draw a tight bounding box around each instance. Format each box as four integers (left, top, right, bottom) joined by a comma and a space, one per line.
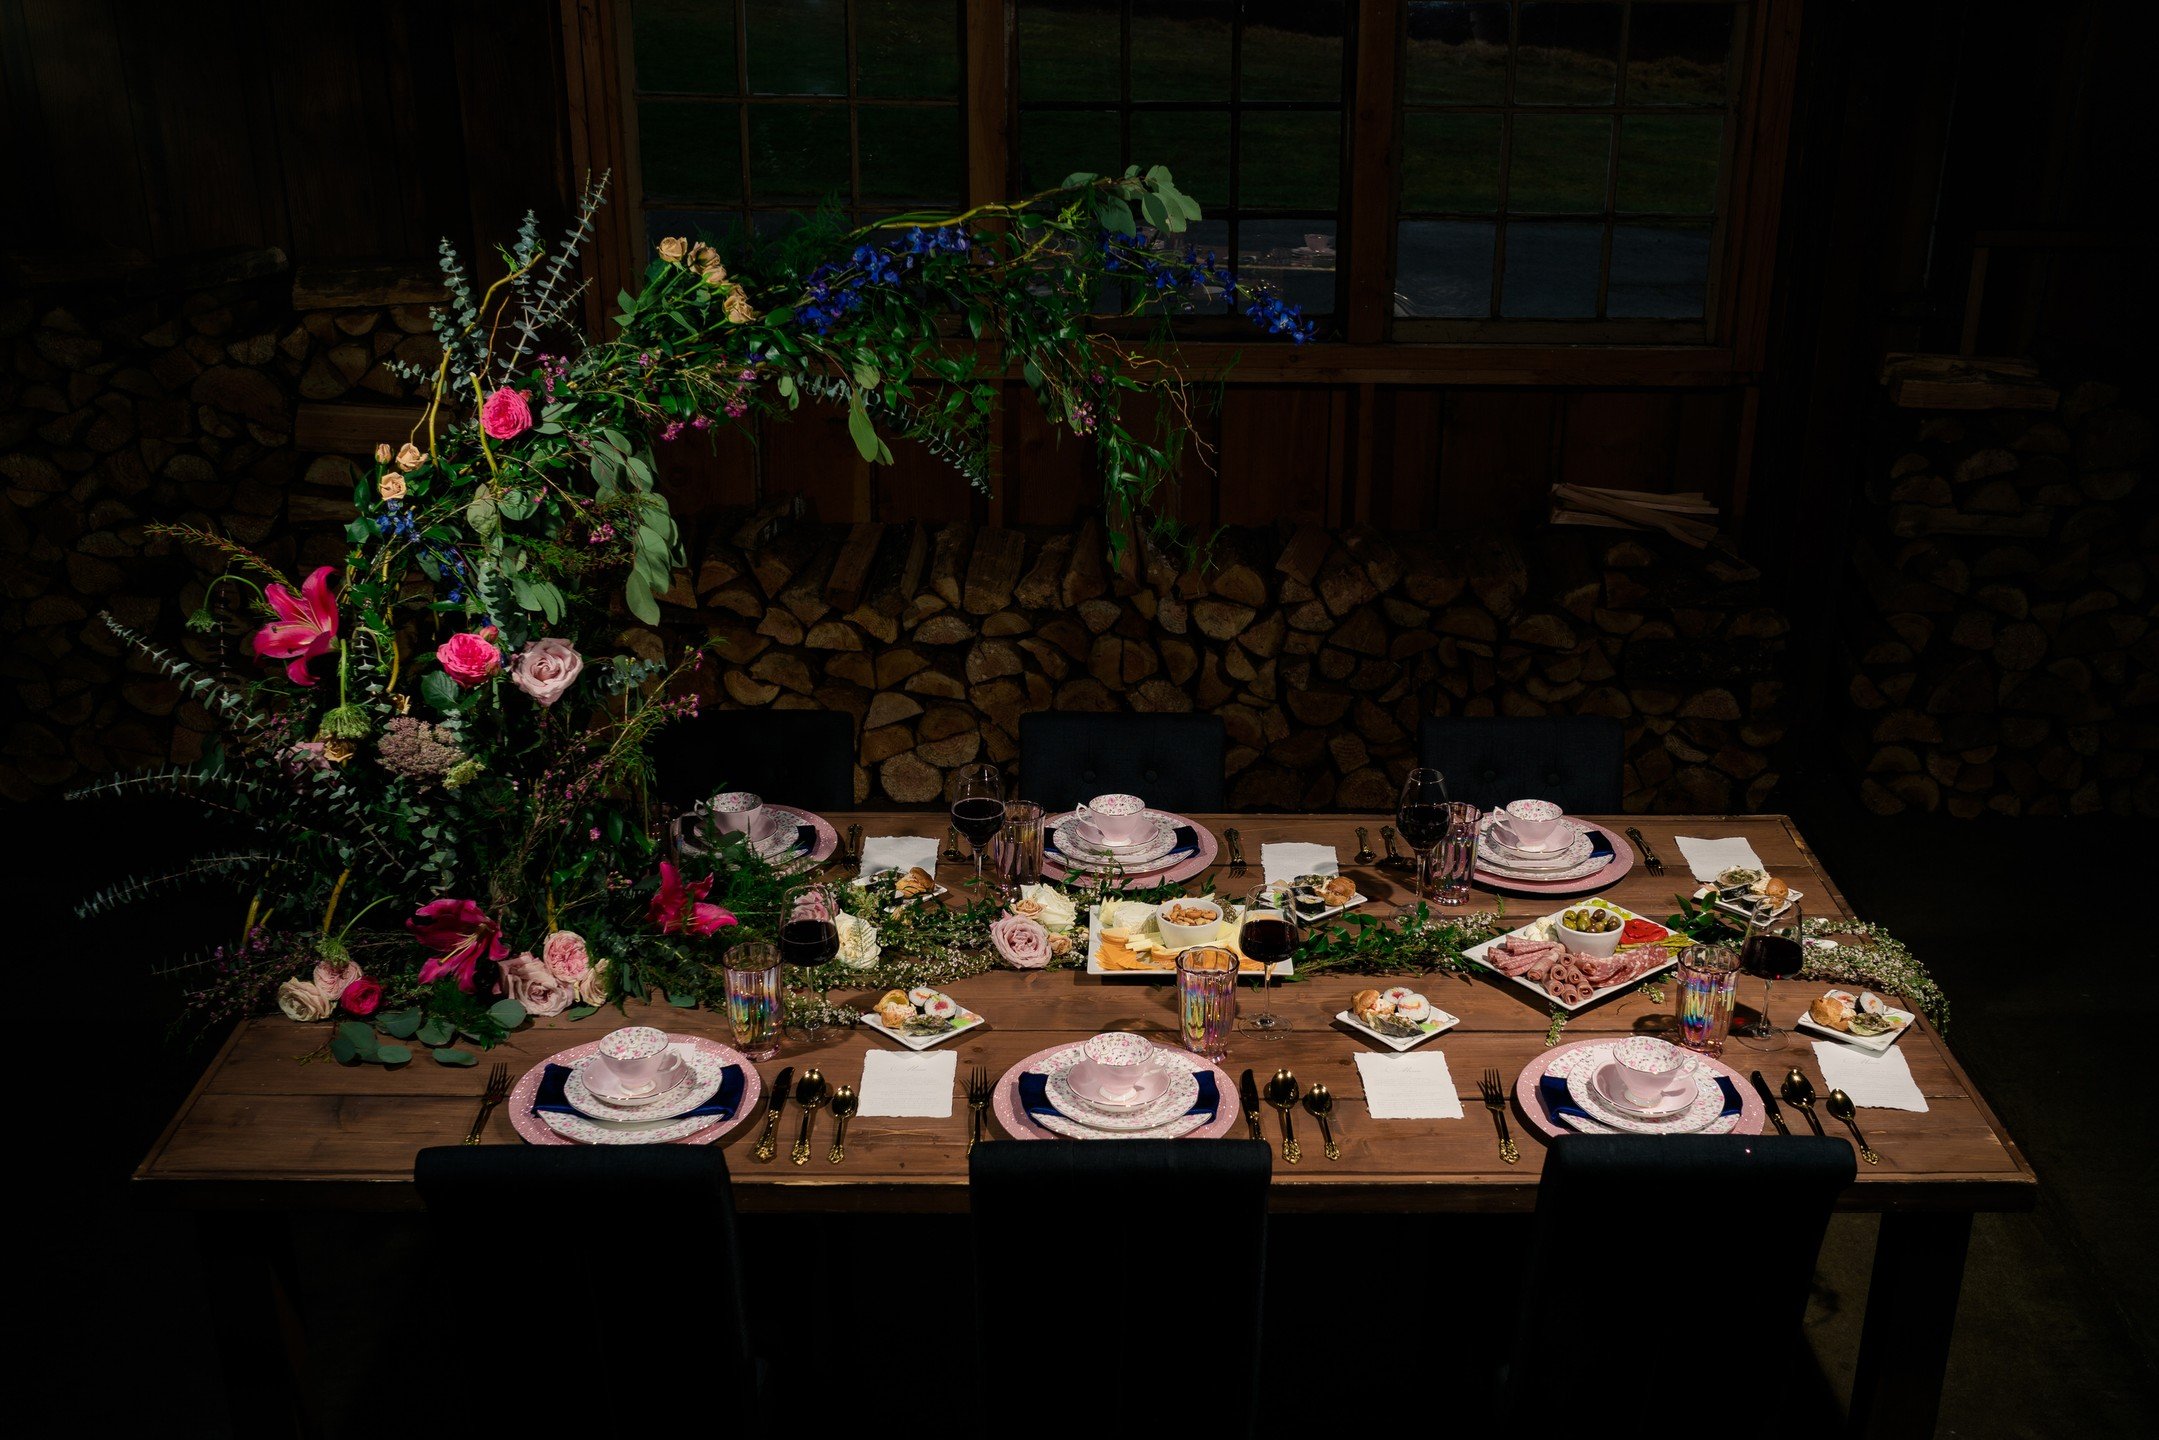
1825, 1088, 1880, 1165
1264, 1069, 1302, 1164
1301, 1082, 1341, 1161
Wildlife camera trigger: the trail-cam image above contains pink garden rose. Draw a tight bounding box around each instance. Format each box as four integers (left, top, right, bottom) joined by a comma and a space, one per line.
541, 929, 591, 982
481, 386, 534, 441
276, 977, 334, 1022
407, 898, 509, 993
312, 957, 362, 1000
436, 630, 503, 688
339, 976, 383, 1017
648, 861, 736, 937
500, 954, 575, 1018
252, 566, 339, 686
990, 914, 1052, 970
510, 638, 583, 707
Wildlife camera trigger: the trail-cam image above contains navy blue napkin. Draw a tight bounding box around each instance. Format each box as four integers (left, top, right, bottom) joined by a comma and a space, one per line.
1538, 1071, 1741, 1132
1017, 1068, 1219, 1134
534, 1059, 746, 1120
1585, 827, 1615, 862
1046, 824, 1199, 868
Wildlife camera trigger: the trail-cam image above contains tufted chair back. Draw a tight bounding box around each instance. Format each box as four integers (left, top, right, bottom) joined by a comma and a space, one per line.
1417, 715, 1625, 814
649, 706, 856, 812
1017, 713, 1226, 813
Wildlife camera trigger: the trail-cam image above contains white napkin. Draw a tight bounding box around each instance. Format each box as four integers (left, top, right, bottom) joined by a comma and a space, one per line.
1353, 1051, 1465, 1119
857, 1049, 958, 1118
1261, 842, 1338, 885
1812, 1042, 1929, 1113
1673, 835, 1767, 883
858, 834, 941, 880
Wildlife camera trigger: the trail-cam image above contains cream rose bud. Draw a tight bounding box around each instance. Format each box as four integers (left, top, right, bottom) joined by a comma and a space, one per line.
509, 637, 584, 707
576, 959, 611, 1008
377, 473, 407, 502
374, 442, 395, 464
658, 236, 689, 264
395, 442, 426, 473
1016, 883, 1077, 932
276, 977, 334, 1023
723, 288, 757, 324
500, 955, 575, 1018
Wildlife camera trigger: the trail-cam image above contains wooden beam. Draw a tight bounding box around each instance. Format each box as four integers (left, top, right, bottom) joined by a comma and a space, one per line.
1342, 0, 1402, 347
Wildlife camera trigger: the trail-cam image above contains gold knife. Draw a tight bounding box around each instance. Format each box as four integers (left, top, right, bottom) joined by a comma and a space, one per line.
751, 1065, 793, 1163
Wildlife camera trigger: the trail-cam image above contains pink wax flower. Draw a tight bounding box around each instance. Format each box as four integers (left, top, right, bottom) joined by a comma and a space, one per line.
436, 630, 503, 688
509, 637, 583, 706
407, 898, 509, 993
648, 861, 736, 937
252, 566, 339, 686
481, 386, 534, 441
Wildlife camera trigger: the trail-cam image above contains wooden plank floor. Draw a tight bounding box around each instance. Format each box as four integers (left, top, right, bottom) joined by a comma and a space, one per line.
134, 815, 2036, 1214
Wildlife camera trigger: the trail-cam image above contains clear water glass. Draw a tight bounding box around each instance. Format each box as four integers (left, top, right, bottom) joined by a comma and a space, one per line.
1431, 801, 1480, 905
1675, 943, 1742, 1056
1177, 945, 1240, 1062
996, 800, 1045, 889
723, 941, 783, 1061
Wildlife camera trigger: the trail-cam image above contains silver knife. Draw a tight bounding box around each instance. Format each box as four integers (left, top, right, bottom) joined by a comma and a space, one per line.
751, 1065, 794, 1162
1627, 827, 1665, 876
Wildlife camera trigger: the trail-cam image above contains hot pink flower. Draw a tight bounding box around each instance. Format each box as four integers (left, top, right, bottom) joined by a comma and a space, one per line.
648, 861, 736, 937
436, 630, 503, 688
339, 976, 383, 1017
407, 898, 509, 993
481, 387, 534, 441
252, 566, 339, 686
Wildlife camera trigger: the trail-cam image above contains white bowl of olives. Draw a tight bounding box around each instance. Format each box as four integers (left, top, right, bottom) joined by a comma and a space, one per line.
1555, 903, 1625, 957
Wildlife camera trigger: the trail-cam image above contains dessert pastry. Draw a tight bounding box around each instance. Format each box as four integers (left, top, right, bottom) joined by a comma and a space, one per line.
893, 866, 937, 898
1349, 988, 1388, 1020
1808, 990, 1858, 1032
1321, 875, 1357, 907
875, 998, 914, 1029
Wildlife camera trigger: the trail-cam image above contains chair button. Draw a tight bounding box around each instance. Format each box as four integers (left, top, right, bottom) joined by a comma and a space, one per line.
1082, 769, 1096, 783
1480, 768, 1498, 782
1545, 770, 1562, 785
1143, 767, 1159, 783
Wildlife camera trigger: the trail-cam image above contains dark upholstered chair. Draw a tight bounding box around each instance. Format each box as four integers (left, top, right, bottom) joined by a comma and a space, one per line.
1017, 712, 1226, 813
1497, 1135, 1854, 1422
970, 1140, 1271, 1435
414, 1145, 759, 1429
1417, 715, 1624, 813
649, 705, 855, 812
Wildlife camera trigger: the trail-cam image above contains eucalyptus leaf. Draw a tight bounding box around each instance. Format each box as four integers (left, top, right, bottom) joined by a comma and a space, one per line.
564, 1005, 598, 1021
624, 571, 660, 624
378, 1009, 423, 1040
487, 998, 528, 1028
418, 1017, 456, 1047
330, 1032, 362, 1065
432, 1047, 479, 1067
374, 1043, 413, 1067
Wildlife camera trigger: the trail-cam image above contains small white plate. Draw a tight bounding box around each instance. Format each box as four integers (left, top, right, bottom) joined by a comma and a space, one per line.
852, 874, 949, 905
858, 1004, 987, 1051
1335, 1006, 1461, 1051
1794, 1003, 1915, 1054
1715, 889, 1806, 924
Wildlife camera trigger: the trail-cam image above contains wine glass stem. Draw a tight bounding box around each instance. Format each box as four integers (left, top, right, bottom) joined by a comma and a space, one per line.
1762, 977, 1775, 1036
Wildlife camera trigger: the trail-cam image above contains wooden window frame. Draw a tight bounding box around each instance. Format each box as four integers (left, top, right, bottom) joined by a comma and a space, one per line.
564, 0, 1803, 386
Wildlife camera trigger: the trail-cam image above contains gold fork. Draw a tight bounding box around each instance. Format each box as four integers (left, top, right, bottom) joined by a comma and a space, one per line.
1477, 1067, 1519, 1165
965, 1065, 992, 1153
463, 1063, 511, 1145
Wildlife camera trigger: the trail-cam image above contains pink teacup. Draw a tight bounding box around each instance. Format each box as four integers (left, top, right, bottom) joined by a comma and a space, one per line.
1606, 1035, 1688, 1107
1065, 1060, 1172, 1108
1072, 793, 1150, 848
1494, 798, 1567, 852
592, 1026, 678, 1096
702, 791, 767, 838
1079, 1031, 1161, 1097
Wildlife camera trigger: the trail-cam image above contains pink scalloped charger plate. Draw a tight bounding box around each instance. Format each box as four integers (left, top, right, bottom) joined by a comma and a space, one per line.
1475, 820, 1636, 895
509, 1034, 762, 1147
1510, 1036, 1763, 1141
1040, 811, 1218, 888
992, 1040, 1239, 1141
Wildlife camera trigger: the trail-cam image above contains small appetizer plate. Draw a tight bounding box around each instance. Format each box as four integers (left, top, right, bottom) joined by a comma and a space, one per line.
859, 1003, 986, 1051
1794, 1000, 1915, 1054
1335, 1006, 1461, 1052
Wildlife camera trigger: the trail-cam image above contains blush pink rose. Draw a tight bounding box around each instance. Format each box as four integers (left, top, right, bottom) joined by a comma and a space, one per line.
313, 957, 362, 1000
990, 914, 1052, 970
510, 638, 583, 707
500, 954, 575, 1018
436, 630, 503, 688
481, 387, 534, 441
340, 976, 383, 1017
541, 929, 591, 982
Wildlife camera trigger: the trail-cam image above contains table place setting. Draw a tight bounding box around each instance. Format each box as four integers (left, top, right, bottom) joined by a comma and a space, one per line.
1513, 1034, 1766, 1139
1472, 798, 1636, 893
1040, 790, 1218, 885
670, 789, 841, 873
992, 1031, 1238, 1142
508, 1025, 762, 1147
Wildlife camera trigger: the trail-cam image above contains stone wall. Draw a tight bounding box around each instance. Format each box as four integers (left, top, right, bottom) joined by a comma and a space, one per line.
1839, 380, 2157, 817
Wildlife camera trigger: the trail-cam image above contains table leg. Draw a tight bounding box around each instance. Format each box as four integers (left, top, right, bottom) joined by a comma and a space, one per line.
1847, 1210, 1973, 1439
197, 1212, 315, 1439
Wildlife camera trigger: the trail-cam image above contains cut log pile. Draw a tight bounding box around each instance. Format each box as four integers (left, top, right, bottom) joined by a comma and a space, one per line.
677, 513, 1789, 812
1842, 380, 2157, 817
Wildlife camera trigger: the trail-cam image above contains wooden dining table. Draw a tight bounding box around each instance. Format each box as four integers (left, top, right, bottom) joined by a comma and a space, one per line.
137, 813, 2032, 1437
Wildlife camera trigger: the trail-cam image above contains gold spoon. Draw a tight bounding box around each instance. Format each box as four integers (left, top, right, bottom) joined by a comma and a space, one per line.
826, 1084, 858, 1165
1780, 1068, 1826, 1137
790, 1068, 829, 1165
1264, 1069, 1302, 1165
1824, 1088, 1880, 1165
1301, 1082, 1341, 1161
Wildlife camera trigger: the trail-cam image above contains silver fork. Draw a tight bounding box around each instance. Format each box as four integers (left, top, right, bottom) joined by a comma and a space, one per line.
463, 1062, 511, 1145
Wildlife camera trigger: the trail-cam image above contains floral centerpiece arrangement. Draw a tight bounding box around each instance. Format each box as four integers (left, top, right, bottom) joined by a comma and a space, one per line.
75, 168, 1328, 1062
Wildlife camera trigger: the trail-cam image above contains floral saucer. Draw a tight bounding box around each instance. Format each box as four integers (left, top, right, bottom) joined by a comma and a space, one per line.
1039, 1045, 1201, 1131
1589, 1064, 1696, 1120
1049, 811, 1182, 868
1555, 1043, 1733, 1136
564, 1044, 728, 1124
577, 1055, 690, 1105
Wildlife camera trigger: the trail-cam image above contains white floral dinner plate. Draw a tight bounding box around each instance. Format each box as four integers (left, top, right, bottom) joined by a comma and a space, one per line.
563, 1042, 727, 1123
1554, 1043, 1733, 1136
1049, 810, 1182, 868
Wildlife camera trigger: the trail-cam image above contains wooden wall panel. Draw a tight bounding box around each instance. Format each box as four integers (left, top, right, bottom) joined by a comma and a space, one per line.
1215, 387, 1333, 528
11, 0, 151, 248
1557, 392, 1681, 493
1437, 390, 1561, 532
1372, 387, 1446, 531
1001, 383, 1092, 528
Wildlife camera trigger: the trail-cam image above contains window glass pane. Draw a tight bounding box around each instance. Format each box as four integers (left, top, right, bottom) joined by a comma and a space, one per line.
1615, 114, 1722, 213
635, 0, 737, 95
1506, 114, 1610, 213
1405, 2, 1510, 105
1130, 110, 1231, 210
1238, 113, 1339, 210
640, 100, 741, 202
1018, 110, 1123, 194
1514, 3, 1621, 105
1402, 113, 1502, 212
748, 104, 850, 202
1019, 0, 1122, 100
859, 106, 962, 203
1126, 220, 1231, 316
1242, 1, 1343, 102
1501, 220, 1601, 315
745, 0, 845, 95
1628, 2, 1735, 106
1238, 218, 1337, 314
857, 1, 960, 99
1395, 220, 1495, 317
1131, 2, 1233, 102
1607, 220, 1711, 316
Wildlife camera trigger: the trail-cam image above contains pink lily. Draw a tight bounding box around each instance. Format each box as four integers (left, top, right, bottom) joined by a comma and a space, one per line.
252, 566, 340, 686
407, 898, 510, 993
648, 861, 737, 937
